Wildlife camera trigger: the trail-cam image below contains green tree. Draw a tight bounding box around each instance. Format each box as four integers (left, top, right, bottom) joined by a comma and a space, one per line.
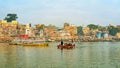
117, 25, 120, 32
4, 13, 18, 22
107, 25, 118, 36
87, 24, 98, 30
77, 26, 83, 35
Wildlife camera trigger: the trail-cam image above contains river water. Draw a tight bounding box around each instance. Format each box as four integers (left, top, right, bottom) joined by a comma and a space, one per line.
0, 42, 120, 68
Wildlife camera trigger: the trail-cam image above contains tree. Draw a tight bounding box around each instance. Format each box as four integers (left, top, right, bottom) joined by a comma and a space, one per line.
4, 13, 18, 22
77, 26, 83, 35
87, 24, 98, 30
107, 25, 118, 36
117, 25, 120, 32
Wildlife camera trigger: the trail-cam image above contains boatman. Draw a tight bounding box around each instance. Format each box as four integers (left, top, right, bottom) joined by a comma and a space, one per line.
61, 39, 63, 45
71, 39, 73, 43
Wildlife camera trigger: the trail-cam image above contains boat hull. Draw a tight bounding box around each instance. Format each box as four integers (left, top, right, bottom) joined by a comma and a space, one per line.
57, 43, 75, 49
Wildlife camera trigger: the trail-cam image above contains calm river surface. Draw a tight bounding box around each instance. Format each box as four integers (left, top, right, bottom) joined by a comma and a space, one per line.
0, 42, 120, 68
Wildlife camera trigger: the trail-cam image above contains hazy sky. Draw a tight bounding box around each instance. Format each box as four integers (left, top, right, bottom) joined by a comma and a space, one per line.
0, 0, 120, 27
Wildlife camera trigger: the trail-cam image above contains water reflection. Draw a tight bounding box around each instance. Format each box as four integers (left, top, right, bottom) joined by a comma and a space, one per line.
0, 42, 120, 68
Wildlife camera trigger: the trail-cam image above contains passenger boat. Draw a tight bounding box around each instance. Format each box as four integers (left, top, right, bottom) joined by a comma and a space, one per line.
57, 43, 75, 49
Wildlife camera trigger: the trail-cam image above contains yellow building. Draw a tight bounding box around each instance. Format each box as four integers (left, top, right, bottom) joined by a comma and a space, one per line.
0, 20, 18, 36
0, 20, 17, 27
116, 32, 120, 38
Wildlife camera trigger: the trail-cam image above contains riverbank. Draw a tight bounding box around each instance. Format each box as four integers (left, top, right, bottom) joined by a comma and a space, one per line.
0, 36, 120, 43
55, 37, 120, 42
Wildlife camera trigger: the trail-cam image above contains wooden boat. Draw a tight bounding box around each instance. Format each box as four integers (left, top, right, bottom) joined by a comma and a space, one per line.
9, 42, 18, 45
9, 42, 22, 45
22, 42, 49, 47
57, 43, 75, 49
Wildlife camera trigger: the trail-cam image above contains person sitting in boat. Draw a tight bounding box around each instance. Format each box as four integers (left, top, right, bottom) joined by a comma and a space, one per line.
68, 43, 71, 46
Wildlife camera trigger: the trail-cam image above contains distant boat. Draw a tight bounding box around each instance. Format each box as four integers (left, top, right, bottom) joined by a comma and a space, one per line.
9, 40, 22, 45
9, 39, 49, 46
9, 43, 18, 45
22, 42, 49, 47
20, 40, 49, 46
57, 43, 75, 49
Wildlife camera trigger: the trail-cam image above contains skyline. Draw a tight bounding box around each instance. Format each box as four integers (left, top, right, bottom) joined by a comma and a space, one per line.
0, 0, 120, 27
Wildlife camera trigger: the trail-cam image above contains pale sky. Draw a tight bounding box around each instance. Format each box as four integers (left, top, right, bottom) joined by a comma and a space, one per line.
0, 0, 120, 27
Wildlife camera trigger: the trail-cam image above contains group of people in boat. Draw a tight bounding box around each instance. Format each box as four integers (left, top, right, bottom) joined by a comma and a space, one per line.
57, 39, 75, 49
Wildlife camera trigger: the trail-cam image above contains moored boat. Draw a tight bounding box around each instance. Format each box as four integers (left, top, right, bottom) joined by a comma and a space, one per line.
9, 42, 22, 45
9, 42, 18, 45
57, 43, 75, 49
22, 42, 49, 47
